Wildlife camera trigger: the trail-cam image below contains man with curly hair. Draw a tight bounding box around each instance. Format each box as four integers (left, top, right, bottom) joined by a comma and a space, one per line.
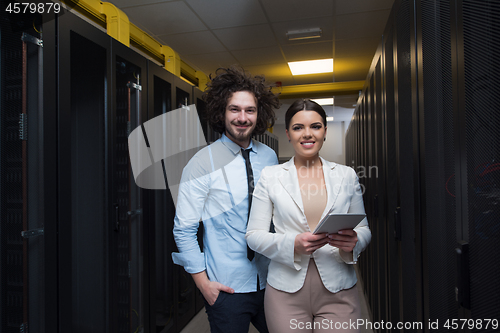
172, 66, 280, 332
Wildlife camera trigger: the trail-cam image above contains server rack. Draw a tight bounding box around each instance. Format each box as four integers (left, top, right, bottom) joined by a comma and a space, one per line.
191, 86, 209, 313
1, 8, 235, 333
254, 131, 279, 157
381, 19, 402, 327
0, 11, 48, 333
112, 35, 150, 333
170, 78, 200, 331
394, 0, 419, 326
457, 0, 499, 326
347, 0, 500, 332
146, 61, 176, 333
56, 11, 137, 333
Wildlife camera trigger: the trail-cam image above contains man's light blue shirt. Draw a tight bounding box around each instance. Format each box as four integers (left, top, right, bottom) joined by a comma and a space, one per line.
172, 133, 278, 292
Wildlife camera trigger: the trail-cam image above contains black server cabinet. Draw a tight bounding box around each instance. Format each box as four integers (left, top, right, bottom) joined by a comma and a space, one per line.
381, 19, 401, 327
147, 62, 174, 333
417, 0, 458, 327
146, 62, 178, 333
348, 0, 500, 332
57, 11, 153, 333
349, 0, 425, 328
364, 49, 389, 325
42, 12, 59, 333
0, 11, 49, 333
1, 8, 218, 333
393, 0, 419, 327
414, 0, 500, 330
193, 87, 208, 143
375, 54, 389, 326
57, 12, 216, 333
192, 86, 209, 313
459, 0, 500, 328
57, 13, 111, 333
148, 61, 207, 333
171, 78, 199, 330
110, 38, 149, 333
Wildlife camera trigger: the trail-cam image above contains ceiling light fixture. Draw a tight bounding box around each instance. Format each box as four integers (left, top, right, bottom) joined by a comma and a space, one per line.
288, 58, 333, 75
311, 98, 334, 106
326, 117, 334, 122
286, 28, 322, 41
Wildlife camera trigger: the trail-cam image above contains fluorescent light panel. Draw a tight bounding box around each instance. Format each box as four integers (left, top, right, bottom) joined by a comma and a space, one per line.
311, 98, 334, 105
288, 59, 333, 75
326, 117, 334, 122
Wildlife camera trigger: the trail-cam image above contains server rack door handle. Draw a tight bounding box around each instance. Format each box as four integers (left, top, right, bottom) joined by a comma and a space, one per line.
127, 208, 142, 216
114, 204, 120, 232
456, 242, 470, 309
394, 207, 401, 241
21, 228, 44, 238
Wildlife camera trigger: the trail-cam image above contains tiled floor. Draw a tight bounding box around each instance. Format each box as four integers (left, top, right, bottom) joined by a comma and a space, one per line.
180, 267, 373, 333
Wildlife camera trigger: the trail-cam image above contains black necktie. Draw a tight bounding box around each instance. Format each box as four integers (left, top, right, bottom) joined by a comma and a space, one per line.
241, 148, 255, 261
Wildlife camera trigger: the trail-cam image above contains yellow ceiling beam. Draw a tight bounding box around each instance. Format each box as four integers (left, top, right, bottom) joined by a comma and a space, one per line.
61, 0, 206, 88
128, 23, 181, 77
129, 23, 164, 62
273, 81, 364, 99
163, 45, 182, 77
100, 2, 129, 46
64, 0, 107, 26
196, 71, 209, 92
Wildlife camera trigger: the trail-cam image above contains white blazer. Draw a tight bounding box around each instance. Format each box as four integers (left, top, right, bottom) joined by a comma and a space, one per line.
246, 157, 371, 293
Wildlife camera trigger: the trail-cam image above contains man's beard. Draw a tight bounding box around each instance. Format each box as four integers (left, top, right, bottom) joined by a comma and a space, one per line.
226, 121, 254, 143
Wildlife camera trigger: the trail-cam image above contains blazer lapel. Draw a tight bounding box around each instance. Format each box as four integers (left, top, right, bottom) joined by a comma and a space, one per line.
277, 157, 305, 216
319, 157, 344, 221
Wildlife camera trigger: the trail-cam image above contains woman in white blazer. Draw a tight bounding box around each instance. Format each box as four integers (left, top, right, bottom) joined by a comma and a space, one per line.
246, 99, 371, 332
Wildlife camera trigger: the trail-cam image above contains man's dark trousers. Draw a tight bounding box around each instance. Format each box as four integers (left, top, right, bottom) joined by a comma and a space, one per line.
203, 289, 268, 333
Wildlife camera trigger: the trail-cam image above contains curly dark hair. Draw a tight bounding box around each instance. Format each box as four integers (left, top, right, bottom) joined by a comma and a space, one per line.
203, 66, 280, 135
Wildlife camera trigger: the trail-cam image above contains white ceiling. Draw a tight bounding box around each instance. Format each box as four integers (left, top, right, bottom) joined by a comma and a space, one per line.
109, 0, 394, 121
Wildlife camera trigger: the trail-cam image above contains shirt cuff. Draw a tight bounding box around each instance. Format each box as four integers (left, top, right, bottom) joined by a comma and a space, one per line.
172, 251, 206, 274
339, 249, 356, 264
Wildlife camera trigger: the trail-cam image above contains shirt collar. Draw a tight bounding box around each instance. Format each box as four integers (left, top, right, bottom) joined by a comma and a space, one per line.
221, 133, 257, 155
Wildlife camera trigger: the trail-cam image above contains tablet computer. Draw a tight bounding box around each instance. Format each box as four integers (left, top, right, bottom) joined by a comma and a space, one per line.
313, 213, 366, 234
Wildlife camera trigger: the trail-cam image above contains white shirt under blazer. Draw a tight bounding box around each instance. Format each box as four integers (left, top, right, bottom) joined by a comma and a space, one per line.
246, 157, 371, 294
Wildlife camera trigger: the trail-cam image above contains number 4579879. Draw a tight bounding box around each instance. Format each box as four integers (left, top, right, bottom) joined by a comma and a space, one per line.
443, 319, 498, 330
5, 2, 61, 14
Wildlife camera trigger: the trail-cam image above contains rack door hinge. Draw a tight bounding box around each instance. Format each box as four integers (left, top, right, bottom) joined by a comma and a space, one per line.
21, 32, 43, 47
21, 228, 44, 238
127, 208, 142, 216
20, 322, 28, 333
19, 114, 27, 140
127, 82, 142, 91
